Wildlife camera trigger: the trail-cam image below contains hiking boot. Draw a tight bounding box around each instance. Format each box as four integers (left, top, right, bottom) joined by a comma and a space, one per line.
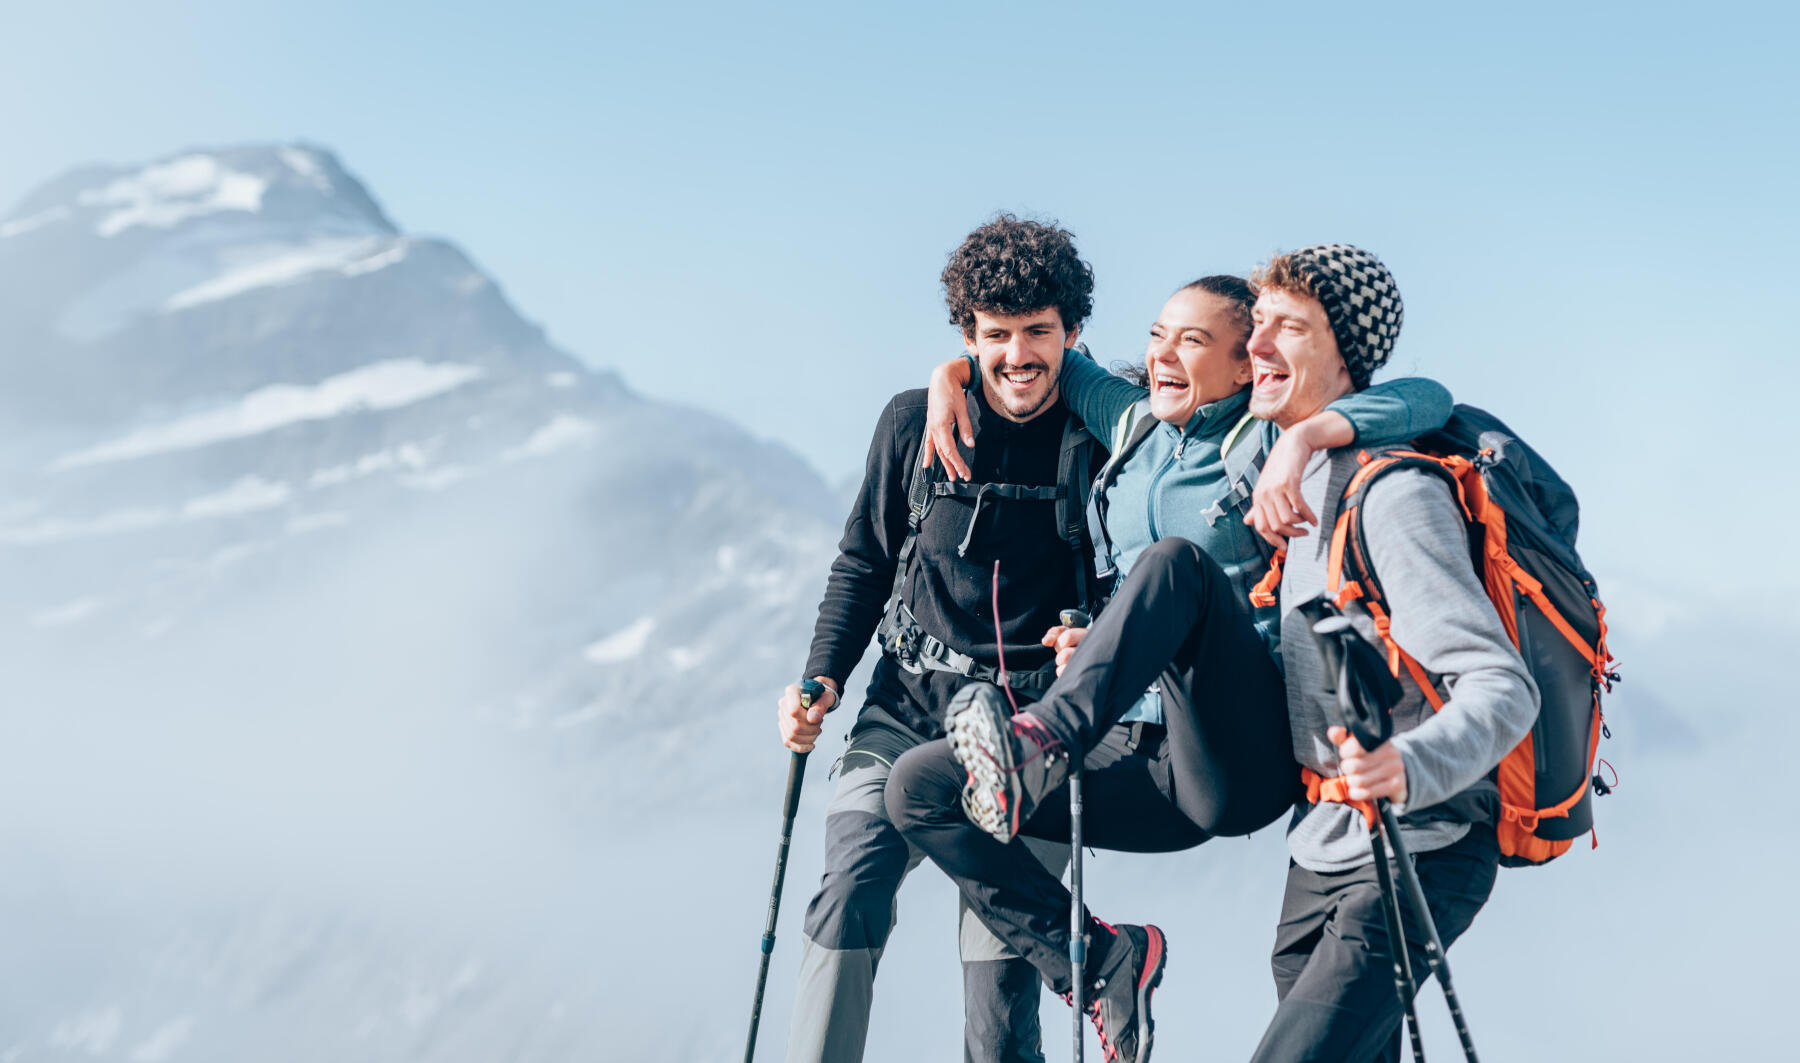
947, 682, 1068, 843
1086, 922, 1167, 1063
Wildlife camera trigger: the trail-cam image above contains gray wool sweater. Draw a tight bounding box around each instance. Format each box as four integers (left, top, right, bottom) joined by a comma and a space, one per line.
1279, 446, 1540, 873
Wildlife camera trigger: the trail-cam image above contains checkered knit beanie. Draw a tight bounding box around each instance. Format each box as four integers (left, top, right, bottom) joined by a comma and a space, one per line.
1288, 244, 1404, 389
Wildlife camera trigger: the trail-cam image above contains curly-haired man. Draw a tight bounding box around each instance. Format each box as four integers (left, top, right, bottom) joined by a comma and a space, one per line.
777, 215, 1098, 1063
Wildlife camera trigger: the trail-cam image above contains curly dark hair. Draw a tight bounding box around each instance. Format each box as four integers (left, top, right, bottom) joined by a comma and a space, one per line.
941, 213, 1095, 334
1113, 274, 1256, 387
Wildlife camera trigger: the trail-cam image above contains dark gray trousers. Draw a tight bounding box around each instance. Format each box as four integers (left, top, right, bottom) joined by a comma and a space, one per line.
1250, 823, 1499, 1063
787, 705, 1068, 1063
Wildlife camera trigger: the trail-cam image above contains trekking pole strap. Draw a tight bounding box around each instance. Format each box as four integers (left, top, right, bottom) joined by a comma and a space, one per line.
1301, 766, 1377, 827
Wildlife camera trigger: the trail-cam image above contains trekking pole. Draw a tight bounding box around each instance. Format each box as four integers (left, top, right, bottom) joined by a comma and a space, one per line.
1059, 608, 1092, 1063
1300, 599, 1479, 1063
743, 678, 826, 1063
1377, 803, 1480, 1063
1370, 821, 1427, 1063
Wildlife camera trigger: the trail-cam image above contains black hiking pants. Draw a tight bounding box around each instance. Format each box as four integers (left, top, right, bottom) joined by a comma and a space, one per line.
1250, 822, 1499, 1063
789, 704, 1067, 1063
887, 537, 1299, 993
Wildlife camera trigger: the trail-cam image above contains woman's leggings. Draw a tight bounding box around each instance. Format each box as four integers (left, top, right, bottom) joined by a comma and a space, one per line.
887, 537, 1300, 991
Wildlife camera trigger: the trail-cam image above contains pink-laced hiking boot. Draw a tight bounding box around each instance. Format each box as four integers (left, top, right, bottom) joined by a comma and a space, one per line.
1085, 922, 1167, 1063
946, 682, 1069, 843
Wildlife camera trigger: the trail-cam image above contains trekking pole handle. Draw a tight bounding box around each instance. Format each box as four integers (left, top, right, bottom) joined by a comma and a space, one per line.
1059, 608, 1091, 629
1296, 601, 1394, 752
784, 679, 827, 818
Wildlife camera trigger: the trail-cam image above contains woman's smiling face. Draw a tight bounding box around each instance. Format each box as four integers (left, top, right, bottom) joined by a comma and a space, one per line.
1144, 287, 1254, 427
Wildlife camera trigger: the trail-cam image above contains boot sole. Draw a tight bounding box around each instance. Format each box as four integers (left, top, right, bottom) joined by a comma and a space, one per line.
948, 688, 1021, 843
1135, 925, 1166, 1063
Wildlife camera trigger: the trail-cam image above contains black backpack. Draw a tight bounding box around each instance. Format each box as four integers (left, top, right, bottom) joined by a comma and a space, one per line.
1252, 404, 1620, 865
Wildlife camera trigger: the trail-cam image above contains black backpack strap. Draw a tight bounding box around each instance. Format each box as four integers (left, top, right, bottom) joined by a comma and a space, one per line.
1057, 414, 1096, 611
887, 432, 945, 593
876, 430, 945, 664
930, 480, 1063, 556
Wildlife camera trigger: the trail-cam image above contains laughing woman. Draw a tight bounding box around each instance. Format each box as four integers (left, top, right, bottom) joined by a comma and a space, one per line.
883, 271, 1447, 1062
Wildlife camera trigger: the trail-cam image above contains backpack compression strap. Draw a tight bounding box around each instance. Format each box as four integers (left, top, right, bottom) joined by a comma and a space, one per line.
877, 411, 1096, 680
1201, 411, 1271, 548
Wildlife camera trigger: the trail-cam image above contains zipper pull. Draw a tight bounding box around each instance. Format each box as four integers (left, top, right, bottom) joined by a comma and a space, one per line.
1175, 440, 1186, 459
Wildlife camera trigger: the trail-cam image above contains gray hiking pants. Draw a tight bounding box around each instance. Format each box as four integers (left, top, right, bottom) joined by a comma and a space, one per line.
787, 705, 1068, 1063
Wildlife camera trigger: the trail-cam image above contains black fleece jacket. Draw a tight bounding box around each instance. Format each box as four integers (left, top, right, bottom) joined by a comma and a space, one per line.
803, 385, 1099, 739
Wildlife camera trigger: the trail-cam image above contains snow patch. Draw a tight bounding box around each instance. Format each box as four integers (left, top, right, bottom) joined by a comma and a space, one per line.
164, 237, 400, 309
340, 241, 409, 277
308, 442, 436, 488
182, 477, 291, 519
51, 1007, 123, 1054
0, 204, 69, 238
279, 146, 331, 190
503, 415, 597, 461
52, 360, 486, 470
546, 371, 579, 389
128, 1017, 194, 1063
30, 596, 104, 629
585, 617, 655, 663
81, 154, 268, 237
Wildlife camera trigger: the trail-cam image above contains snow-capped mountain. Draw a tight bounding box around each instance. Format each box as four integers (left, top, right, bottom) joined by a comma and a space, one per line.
0, 145, 1773, 1062
0, 143, 839, 769
0, 144, 852, 1060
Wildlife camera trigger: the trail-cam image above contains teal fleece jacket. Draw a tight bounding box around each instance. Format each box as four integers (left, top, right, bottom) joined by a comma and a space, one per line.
1058, 350, 1452, 722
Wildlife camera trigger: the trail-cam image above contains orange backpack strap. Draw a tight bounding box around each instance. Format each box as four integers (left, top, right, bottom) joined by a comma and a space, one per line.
1249, 547, 1285, 608
1300, 766, 1376, 828
1326, 451, 1468, 677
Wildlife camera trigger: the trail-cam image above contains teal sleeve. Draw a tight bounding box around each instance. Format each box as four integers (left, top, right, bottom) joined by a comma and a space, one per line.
1326, 377, 1454, 447
1059, 348, 1148, 445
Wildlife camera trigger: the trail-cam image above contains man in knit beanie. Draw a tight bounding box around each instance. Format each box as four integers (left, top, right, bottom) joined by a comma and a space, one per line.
1242, 245, 1537, 1062
1246, 243, 1405, 424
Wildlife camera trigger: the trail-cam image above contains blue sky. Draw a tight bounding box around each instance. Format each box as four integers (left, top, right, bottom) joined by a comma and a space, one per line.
3, 0, 1795, 605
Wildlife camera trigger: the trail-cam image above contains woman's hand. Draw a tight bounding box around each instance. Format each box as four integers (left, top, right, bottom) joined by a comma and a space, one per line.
1040, 624, 1087, 677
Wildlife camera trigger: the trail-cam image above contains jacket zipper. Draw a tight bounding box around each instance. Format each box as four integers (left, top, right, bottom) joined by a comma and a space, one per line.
1144, 420, 1204, 542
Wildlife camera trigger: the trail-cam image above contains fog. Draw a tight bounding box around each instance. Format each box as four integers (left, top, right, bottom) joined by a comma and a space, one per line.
0, 140, 1774, 1062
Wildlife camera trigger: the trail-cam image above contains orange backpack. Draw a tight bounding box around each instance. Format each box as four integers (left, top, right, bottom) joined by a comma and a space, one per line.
1254, 406, 1619, 866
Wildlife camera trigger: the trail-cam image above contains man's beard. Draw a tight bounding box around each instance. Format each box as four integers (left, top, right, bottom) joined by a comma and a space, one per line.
986, 364, 1057, 421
